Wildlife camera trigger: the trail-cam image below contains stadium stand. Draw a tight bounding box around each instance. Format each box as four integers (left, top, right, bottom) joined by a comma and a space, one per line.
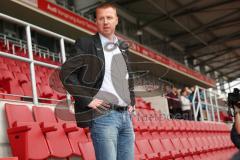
0, 27, 237, 160
3, 98, 238, 160
0, 2, 238, 159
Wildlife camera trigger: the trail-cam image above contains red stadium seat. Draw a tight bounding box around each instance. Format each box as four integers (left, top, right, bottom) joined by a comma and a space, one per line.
135, 139, 159, 159
79, 141, 96, 160
21, 82, 33, 97
0, 64, 9, 70
9, 66, 21, 73
134, 143, 146, 160
132, 114, 148, 132
4, 58, 16, 66
179, 137, 198, 155
149, 138, 172, 160
37, 84, 53, 97
160, 138, 182, 158
171, 138, 190, 156
13, 73, 28, 85
0, 87, 7, 99
0, 70, 14, 82
135, 131, 144, 140
141, 131, 153, 139
33, 106, 73, 158
8, 80, 24, 100
65, 123, 88, 156
187, 137, 204, 154
55, 107, 89, 155
5, 103, 50, 160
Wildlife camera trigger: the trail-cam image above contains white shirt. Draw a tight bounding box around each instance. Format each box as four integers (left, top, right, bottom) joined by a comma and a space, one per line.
94, 34, 131, 106
180, 95, 191, 111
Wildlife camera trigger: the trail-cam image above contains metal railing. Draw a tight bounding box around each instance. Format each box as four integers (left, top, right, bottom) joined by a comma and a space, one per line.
0, 33, 62, 63
0, 13, 75, 105
192, 85, 233, 122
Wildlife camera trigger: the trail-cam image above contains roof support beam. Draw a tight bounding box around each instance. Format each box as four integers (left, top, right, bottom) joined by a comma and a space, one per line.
175, 0, 237, 17
224, 69, 240, 77
210, 56, 239, 64
114, 4, 185, 52
196, 17, 240, 34
190, 46, 240, 58
147, 0, 207, 46
169, 9, 240, 43
228, 75, 240, 83
139, 0, 199, 29
186, 31, 240, 52
205, 59, 240, 74
193, 50, 230, 66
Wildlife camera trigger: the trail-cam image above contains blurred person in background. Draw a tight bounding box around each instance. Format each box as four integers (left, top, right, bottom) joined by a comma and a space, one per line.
180, 89, 192, 120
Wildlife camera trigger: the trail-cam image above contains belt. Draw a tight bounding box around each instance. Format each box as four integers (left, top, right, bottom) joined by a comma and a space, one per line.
110, 104, 128, 112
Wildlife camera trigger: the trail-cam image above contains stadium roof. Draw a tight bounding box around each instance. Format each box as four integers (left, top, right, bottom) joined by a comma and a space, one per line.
114, 0, 240, 83
0, 0, 239, 88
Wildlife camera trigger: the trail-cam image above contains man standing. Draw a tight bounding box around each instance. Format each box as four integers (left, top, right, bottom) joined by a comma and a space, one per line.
60, 3, 135, 160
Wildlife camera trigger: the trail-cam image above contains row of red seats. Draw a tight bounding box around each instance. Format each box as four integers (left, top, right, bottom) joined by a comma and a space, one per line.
132, 104, 236, 160
0, 56, 66, 103
135, 137, 237, 160
133, 108, 230, 134
5, 103, 92, 160
135, 97, 154, 110
5, 101, 238, 160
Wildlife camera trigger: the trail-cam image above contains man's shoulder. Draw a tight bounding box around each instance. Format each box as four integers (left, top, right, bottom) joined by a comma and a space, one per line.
75, 34, 98, 45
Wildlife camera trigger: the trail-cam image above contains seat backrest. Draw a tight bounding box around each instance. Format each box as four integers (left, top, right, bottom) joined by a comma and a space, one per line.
9, 80, 24, 96
135, 139, 154, 154
149, 138, 165, 153
194, 137, 204, 148
141, 131, 153, 139
79, 142, 96, 160
33, 106, 57, 123
21, 82, 33, 97
67, 126, 88, 156
0, 64, 9, 71
179, 137, 191, 149
33, 106, 73, 158
160, 138, 175, 152
5, 103, 34, 127
171, 138, 184, 151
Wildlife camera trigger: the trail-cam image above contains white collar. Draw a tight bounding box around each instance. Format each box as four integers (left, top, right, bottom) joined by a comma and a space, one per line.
99, 33, 118, 46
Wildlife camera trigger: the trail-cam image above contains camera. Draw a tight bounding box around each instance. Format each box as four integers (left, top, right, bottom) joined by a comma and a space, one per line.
228, 88, 240, 113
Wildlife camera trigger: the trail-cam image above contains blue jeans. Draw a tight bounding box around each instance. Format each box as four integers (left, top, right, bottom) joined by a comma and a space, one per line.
90, 110, 135, 160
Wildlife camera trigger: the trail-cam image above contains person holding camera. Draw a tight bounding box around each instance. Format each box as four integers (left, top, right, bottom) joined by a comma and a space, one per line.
230, 88, 240, 149
231, 105, 240, 149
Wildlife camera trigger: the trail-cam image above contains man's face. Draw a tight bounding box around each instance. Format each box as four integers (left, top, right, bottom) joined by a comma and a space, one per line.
95, 7, 118, 39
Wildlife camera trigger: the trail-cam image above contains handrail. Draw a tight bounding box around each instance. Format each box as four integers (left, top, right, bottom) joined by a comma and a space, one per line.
0, 13, 74, 105
192, 85, 232, 122
0, 51, 59, 69
0, 33, 63, 62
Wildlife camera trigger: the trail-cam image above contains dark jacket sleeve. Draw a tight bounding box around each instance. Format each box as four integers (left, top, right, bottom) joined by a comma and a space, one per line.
125, 50, 135, 107
231, 123, 240, 149
62, 38, 93, 107
129, 73, 135, 106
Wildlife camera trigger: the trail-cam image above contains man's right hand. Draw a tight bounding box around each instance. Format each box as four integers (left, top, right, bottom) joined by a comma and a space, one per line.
234, 102, 240, 113
88, 98, 110, 113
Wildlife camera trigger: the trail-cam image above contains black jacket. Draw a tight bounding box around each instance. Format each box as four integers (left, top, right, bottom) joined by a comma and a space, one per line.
231, 123, 240, 149
60, 34, 135, 127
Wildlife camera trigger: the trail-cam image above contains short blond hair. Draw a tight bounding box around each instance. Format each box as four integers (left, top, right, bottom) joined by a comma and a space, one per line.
95, 3, 117, 17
